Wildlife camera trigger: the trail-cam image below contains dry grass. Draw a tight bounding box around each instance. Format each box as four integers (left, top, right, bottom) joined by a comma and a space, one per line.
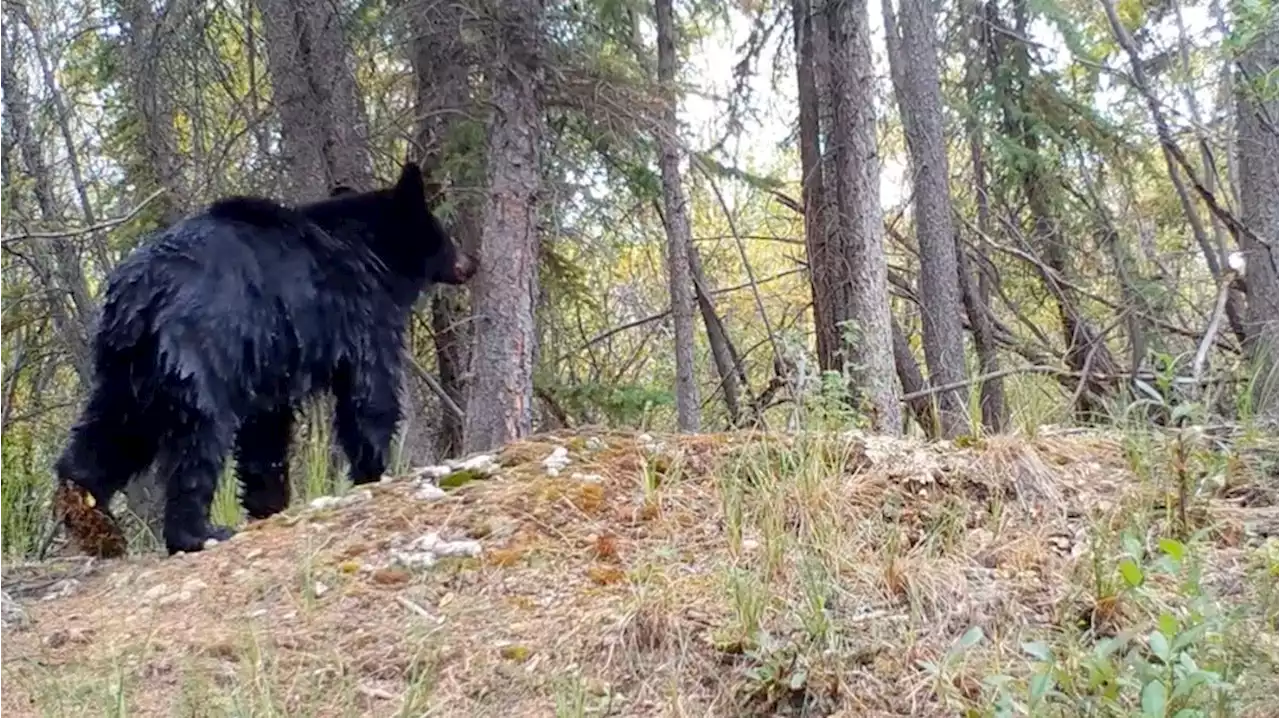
2, 428, 1276, 717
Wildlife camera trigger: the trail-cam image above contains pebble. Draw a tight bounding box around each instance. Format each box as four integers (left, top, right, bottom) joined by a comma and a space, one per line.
2, 591, 27, 628
542, 446, 571, 476
452, 454, 498, 474
414, 484, 447, 501
41, 579, 80, 602
309, 489, 372, 511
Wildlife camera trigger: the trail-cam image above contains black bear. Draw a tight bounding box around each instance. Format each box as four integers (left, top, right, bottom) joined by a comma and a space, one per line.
53, 163, 475, 557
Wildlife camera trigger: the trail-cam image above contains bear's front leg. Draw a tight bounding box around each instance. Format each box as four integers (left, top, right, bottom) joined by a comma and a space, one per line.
235, 405, 294, 519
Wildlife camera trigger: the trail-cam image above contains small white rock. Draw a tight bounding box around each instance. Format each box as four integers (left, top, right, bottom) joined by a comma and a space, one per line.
542, 446, 571, 475
2, 592, 27, 628
203, 538, 221, 550
414, 484, 447, 501
414, 465, 454, 480
309, 490, 372, 511
143, 583, 171, 601
391, 551, 438, 570
433, 539, 482, 558
309, 495, 340, 510
585, 437, 606, 451
313, 581, 329, 597
407, 532, 442, 552
454, 454, 498, 473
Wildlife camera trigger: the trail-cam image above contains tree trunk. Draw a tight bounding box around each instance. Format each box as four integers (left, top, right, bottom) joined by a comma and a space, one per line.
410, 0, 482, 458
462, 0, 545, 453
794, 0, 837, 371
882, 0, 969, 437
256, 0, 371, 201
960, 21, 1006, 432
1234, 2, 1280, 414
962, 4, 1008, 430
814, 2, 843, 372
892, 319, 936, 435
826, 0, 901, 434
118, 0, 187, 227
654, 0, 701, 432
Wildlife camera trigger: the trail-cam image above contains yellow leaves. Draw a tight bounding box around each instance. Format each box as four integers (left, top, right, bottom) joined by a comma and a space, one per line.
1115, 0, 1145, 33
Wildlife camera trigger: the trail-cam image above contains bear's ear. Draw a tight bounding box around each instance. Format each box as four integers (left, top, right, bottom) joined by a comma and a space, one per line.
394, 162, 426, 203
329, 185, 356, 197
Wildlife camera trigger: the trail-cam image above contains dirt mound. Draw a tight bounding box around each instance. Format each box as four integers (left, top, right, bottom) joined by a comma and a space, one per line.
3, 429, 1276, 717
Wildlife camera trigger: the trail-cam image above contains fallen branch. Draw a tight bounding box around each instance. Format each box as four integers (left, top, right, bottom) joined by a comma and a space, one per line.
407, 357, 465, 421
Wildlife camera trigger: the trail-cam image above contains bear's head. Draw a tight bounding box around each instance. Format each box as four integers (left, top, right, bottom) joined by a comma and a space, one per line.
390, 162, 477, 287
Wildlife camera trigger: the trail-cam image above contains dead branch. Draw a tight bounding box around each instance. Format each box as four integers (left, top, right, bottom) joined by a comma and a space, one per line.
1193, 269, 1239, 384
1, 188, 168, 245
407, 356, 465, 421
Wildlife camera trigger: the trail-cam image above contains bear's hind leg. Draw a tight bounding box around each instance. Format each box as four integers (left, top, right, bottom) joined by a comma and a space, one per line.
156, 412, 236, 554
234, 405, 294, 519
54, 384, 161, 557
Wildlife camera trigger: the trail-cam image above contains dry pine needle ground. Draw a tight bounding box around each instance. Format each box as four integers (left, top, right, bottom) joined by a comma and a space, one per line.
2, 428, 1276, 717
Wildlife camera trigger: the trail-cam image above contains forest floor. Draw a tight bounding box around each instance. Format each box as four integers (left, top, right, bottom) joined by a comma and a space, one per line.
2, 427, 1277, 717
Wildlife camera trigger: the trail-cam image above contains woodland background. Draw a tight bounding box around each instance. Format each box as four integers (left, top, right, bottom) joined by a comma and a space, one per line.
1, 0, 1276, 556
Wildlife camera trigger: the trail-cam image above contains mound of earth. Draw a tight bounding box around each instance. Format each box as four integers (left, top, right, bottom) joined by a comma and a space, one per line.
3, 429, 1276, 717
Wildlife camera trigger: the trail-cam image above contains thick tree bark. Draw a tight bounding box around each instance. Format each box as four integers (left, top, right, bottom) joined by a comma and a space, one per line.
411, 0, 482, 458
882, 0, 969, 437
892, 319, 936, 435
463, 0, 545, 453
813, 2, 843, 372
960, 21, 1007, 432
118, 0, 187, 227
794, 0, 837, 371
256, 0, 372, 201
654, 0, 701, 432
1234, 2, 1280, 414
826, 0, 902, 434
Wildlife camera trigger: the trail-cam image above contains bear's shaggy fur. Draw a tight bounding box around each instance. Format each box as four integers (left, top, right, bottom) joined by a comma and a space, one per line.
54, 164, 475, 556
